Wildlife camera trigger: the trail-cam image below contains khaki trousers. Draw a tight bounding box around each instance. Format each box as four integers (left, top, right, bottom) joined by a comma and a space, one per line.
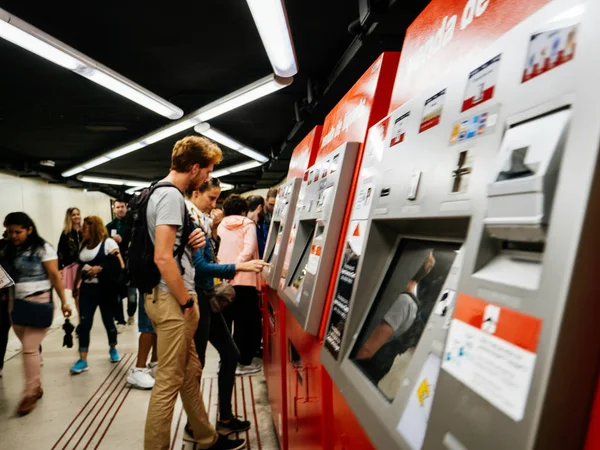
144, 288, 217, 450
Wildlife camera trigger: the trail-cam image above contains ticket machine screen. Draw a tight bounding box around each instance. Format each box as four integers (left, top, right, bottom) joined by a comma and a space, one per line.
350, 239, 460, 401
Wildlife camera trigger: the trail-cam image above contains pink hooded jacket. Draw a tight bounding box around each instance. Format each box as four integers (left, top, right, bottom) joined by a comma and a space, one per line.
217, 215, 261, 289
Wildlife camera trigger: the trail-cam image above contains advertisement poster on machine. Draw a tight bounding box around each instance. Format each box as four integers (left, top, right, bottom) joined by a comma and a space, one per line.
419, 89, 446, 133
442, 294, 543, 421
388, 0, 551, 112
522, 24, 578, 83
461, 54, 501, 112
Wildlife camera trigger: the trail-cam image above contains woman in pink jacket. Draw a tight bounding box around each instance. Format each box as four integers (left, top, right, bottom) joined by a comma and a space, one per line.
217, 195, 263, 375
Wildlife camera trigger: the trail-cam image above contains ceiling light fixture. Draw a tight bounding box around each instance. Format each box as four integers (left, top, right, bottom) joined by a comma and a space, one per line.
77, 175, 151, 188
0, 8, 183, 120
211, 160, 263, 178
220, 182, 235, 192
194, 124, 269, 163
62, 74, 291, 178
246, 0, 298, 77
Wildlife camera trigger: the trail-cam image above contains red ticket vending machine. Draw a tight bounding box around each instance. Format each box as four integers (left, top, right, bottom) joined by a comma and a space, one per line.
281, 52, 399, 450
263, 126, 322, 450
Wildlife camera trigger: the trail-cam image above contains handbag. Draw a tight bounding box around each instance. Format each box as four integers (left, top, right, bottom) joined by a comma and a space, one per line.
11, 293, 54, 328
208, 281, 236, 313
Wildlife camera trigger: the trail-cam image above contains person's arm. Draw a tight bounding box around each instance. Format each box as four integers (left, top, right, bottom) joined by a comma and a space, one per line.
43, 259, 72, 317
57, 233, 68, 269
236, 223, 258, 264
155, 224, 190, 306
193, 248, 236, 279
356, 323, 394, 360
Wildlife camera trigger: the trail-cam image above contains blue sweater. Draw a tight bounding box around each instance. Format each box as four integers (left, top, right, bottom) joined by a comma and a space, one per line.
193, 242, 236, 290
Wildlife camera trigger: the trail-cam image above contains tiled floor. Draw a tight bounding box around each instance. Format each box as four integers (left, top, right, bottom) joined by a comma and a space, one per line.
0, 303, 279, 450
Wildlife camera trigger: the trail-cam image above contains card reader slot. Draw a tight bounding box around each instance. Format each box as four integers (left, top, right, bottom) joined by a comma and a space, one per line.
288, 224, 316, 291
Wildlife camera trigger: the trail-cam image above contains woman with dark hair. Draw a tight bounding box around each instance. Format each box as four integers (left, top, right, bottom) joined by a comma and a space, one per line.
57, 207, 82, 292
70, 216, 124, 374
217, 195, 263, 375
1, 212, 71, 415
183, 181, 267, 438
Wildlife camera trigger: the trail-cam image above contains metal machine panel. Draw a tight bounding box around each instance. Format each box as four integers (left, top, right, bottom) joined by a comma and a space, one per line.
278, 142, 359, 335
262, 178, 302, 288
322, 1, 597, 449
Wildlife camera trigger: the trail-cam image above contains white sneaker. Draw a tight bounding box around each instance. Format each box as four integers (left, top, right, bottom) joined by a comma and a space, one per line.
127, 368, 155, 389
235, 363, 262, 376
116, 324, 126, 334
147, 361, 158, 378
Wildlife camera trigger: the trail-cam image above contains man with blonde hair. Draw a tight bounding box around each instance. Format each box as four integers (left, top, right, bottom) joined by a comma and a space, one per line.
143, 136, 245, 450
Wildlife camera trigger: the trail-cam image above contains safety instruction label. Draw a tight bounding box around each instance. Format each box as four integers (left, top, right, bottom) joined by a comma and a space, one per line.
441, 294, 542, 422
306, 245, 322, 275
397, 353, 441, 450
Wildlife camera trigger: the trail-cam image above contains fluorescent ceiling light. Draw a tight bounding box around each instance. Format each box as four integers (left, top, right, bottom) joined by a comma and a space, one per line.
62, 75, 291, 177
212, 160, 263, 178
78, 175, 151, 188
220, 182, 235, 191
195, 125, 269, 164
195, 75, 292, 122
246, 0, 298, 77
0, 8, 183, 120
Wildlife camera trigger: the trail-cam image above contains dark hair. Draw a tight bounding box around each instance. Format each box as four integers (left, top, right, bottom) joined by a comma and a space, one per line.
185, 177, 221, 198
247, 195, 264, 213
223, 195, 249, 216
2, 212, 47, 270
267, 188, 278, 200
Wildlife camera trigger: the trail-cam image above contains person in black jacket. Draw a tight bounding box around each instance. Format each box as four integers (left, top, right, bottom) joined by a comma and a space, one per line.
57, 207, 82, 292
106, 200, 136, 330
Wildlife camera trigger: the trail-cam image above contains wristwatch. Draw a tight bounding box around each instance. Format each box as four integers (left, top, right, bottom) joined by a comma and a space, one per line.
180, 298, 195, 311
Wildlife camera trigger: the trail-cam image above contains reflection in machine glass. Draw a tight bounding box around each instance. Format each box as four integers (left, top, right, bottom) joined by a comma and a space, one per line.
350, 239, 460, 402
288, 226, 316, 295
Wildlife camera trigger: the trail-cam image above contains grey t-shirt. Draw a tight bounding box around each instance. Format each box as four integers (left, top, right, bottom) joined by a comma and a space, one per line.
383, 292, 418, 338
146, 186, 195, 294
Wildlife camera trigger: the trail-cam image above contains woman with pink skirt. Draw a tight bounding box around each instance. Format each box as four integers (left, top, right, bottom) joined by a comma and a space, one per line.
57, 207, 82, 291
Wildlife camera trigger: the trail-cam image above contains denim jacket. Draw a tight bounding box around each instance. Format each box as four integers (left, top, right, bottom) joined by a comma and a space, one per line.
192, 242, 235, 291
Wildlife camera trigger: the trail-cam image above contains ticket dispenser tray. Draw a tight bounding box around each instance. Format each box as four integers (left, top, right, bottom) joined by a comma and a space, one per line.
279, 142, 359, 335
262, 178, 302, 289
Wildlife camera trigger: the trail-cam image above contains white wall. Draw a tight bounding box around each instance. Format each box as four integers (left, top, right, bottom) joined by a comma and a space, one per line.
0, 171, 112, 248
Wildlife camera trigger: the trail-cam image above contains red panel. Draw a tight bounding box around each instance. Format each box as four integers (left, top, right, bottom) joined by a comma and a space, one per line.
318, 53, 399, 340
287, 126, 323, 181
263, 288, 288, 450
389, 0, 551, 112
286, 308, 326, 450
585, 376, 600, 450
330, 378, 375, 450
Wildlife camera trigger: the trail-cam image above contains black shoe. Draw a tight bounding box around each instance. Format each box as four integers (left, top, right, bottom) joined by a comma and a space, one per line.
184, 424, 247, 449
217, 417, 251, 436
208, 435, 246, 450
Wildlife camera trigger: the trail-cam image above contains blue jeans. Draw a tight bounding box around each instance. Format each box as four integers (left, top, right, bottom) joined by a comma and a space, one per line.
138, 291, 155, 334
114, 286, 138, 324
78, 283, 118, 353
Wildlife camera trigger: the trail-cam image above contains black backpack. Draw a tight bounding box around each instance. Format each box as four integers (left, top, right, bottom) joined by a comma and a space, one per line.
358, 292, 426, 384
127, 181, 192, 294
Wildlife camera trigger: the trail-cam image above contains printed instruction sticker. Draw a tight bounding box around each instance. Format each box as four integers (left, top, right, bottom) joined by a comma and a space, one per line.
306, 245, 322, 275
397, 353, 442, 450
442, 294, 542, 422
522, 24, 578, 83
419, 89, 446, 133
391, 111, 411, 146
450, 104, 501, 145
324, 220, 367, 359
462, 54, 501, 112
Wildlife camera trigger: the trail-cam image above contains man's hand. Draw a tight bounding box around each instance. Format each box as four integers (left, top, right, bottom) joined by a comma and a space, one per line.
88, 266, 102, 277
182, 301, 197, 320
112, 234, 123, 244
187, 228, 206, 250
